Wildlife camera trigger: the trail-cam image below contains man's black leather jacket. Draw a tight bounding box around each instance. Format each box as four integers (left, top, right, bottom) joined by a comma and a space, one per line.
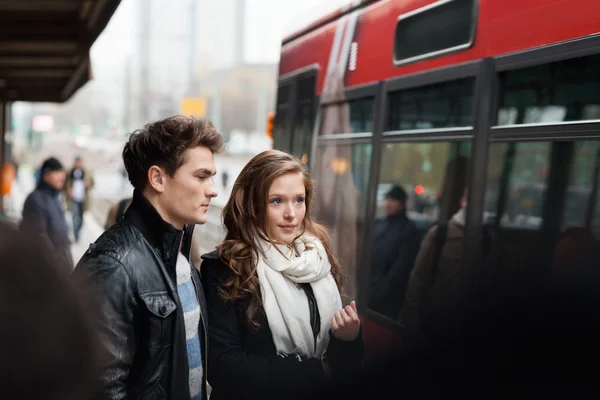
74, 191, 207, 400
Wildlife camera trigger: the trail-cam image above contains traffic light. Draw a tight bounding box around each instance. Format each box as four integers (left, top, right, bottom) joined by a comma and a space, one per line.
266, 113, 275, 138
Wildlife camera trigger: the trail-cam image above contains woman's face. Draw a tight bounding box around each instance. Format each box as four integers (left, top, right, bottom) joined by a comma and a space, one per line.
266, 172, 306, 245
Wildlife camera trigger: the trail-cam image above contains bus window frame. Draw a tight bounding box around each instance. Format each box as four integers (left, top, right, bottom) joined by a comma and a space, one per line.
383, 59, 481, 136
317, 82, 379, 140
275, 65, 319, 155
319, 81, 380, 107
491, 32, 600, 137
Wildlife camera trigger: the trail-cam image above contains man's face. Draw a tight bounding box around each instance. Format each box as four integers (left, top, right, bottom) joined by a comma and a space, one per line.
74, 159, 83, 169
384, 197, 403, 216
158, 146, 218, 229
44, 170, 66, 190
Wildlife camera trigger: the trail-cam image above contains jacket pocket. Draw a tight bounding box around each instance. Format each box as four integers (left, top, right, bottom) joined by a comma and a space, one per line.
140, 292, 177, 350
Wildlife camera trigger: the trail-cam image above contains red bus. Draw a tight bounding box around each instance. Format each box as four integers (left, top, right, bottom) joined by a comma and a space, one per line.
272, 0, 600, 362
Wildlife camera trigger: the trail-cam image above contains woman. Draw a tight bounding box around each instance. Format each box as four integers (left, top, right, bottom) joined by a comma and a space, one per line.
201, 150, 364, 399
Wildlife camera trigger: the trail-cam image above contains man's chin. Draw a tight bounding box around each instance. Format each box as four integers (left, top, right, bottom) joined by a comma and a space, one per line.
192, 215, 207, 226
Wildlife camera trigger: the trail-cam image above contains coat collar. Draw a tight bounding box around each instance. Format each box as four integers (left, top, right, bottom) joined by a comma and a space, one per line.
124, 190, 193, 269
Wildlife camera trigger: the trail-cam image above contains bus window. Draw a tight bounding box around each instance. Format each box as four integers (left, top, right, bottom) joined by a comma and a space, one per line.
497, 54, 600, 125
320, 97, 374, 135
368, 141, 471, 332
387, 78, 475, 131
311, 142, 372, 301
561, 141, 600, 233
483, 140, 600, 286
484, 142, 551, 230
274, 85, 291, 151
290, 75, 316, 164
393, 0, 476, 65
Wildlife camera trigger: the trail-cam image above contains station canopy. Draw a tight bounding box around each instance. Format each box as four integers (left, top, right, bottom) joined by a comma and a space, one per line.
0, 0, 121, 103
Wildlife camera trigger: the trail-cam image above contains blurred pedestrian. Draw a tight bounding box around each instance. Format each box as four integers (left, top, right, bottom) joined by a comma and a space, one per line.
74, 116, 225, 400
65, 156, 94, 242
21, 157, 73, 270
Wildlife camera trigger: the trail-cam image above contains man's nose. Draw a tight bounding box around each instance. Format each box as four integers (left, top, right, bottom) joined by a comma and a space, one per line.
206, 178, 218, 198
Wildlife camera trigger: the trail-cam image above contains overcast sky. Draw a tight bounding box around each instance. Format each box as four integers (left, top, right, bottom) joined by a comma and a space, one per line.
91, 0, 353, 70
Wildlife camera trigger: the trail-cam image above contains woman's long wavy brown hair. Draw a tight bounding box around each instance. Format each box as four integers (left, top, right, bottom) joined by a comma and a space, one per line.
217, 150, 344, 329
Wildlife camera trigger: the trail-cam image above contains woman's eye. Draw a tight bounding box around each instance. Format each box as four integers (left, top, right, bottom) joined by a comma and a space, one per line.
295, 198, 304, 204
272, 198, 282, 204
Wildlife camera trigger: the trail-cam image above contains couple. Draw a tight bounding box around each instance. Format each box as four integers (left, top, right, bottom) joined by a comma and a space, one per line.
75, 116, 363, 399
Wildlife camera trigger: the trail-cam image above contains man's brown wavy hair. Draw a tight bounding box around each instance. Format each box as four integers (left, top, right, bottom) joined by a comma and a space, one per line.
217, 150, 344, 329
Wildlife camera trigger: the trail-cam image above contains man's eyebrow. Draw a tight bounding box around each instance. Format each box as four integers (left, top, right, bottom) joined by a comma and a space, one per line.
194, 168, 216, 176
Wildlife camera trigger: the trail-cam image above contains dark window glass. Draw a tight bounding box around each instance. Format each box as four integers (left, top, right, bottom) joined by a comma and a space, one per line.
387, 78, 475, 130
497, 54, 600, 125
394, 0, 475, 64
370, 141, 471, 333
320, 97, 374, 135
274, 84, 292, 151
483, 140, 600, 288
291, 76, 316, 165
274, 105, 290, 152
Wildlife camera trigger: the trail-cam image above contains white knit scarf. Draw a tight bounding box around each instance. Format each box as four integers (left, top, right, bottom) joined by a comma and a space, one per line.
255, 233, 342, 358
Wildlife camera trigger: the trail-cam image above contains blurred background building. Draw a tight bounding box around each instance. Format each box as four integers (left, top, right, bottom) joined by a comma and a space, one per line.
2, 0, 351, 257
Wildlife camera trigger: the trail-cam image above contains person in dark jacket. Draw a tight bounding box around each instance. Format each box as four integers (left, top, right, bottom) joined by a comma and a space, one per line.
201, 150, 364, 400
0, 221, 101, 400
368, 185, 420, 319
73, 116, 225, 400
21, 157, 73, 270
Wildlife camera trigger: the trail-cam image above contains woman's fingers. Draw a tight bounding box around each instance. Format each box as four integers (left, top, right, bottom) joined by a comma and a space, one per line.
331, 314, 339, 331
334, 311, 346, 329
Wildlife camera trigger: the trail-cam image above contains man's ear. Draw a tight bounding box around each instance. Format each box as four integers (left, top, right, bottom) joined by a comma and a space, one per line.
147, 165, 166, 193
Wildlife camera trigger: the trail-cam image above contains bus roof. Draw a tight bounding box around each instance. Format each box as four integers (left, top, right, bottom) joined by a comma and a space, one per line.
282, 0, 379, 45
278, 0, 600, 95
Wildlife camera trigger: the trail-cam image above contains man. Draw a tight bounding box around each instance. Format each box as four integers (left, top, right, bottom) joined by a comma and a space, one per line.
369, 185, 420, 319
21, 157, 73, 270
65, 156, 94, 242
74, 116, 224, 399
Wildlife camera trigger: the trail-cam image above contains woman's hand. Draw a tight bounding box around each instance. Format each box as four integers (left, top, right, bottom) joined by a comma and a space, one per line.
331, 301, 361, 342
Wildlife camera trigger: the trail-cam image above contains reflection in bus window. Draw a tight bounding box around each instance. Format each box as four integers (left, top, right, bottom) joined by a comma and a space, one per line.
312, 142, 371, 301
349, 98, 374, 133
562, 141, 600, 234
369, 141, 471, 328
320, 98, 374, 135
483, 140, 600, 283
387, 78, 475, 131
497, 54, 600, 125
484, 142, 551, 229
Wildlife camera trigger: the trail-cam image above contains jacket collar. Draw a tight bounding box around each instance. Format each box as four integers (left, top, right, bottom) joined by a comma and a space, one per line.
386, 209, 408, 222
37, 180, 60, 196
124, 190, 186, 268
